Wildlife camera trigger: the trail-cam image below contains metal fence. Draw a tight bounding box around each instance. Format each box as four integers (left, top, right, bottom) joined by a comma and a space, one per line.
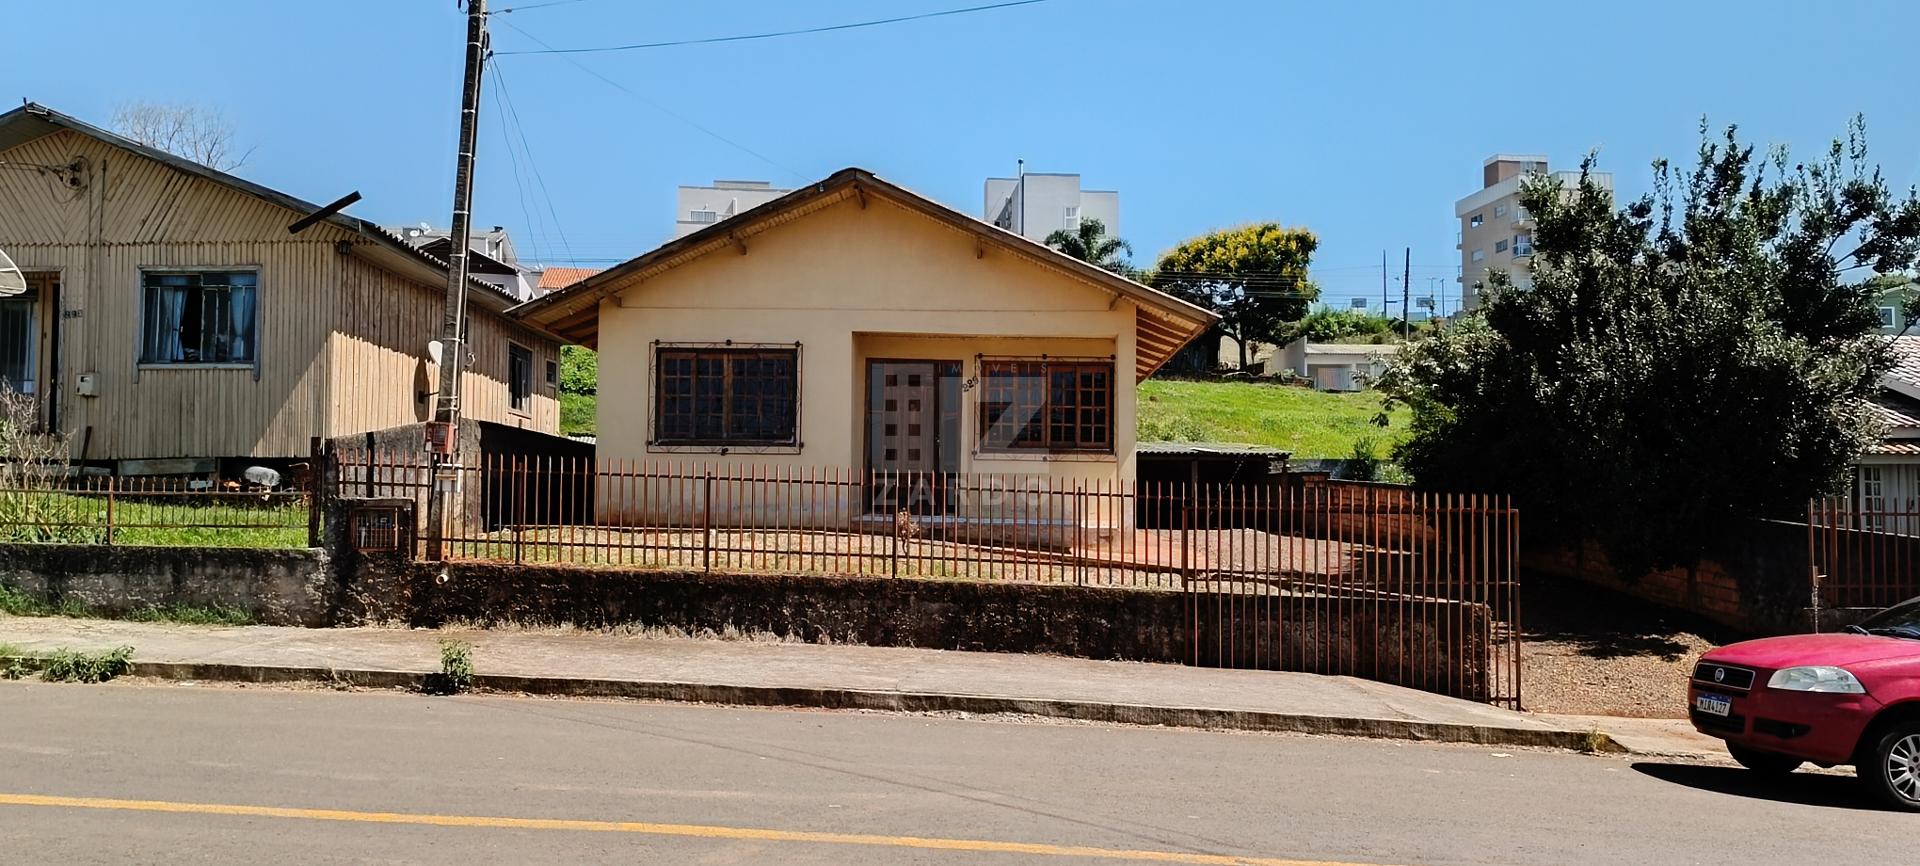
336, 450, 1523, 706
1809, 496, 1920, 609
0, 472, 315, 548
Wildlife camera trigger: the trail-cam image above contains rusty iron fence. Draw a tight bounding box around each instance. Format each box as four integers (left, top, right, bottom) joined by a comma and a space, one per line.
334, 450, 1523, 707
1808, 496, 1920, 610
0, 472, 315, 548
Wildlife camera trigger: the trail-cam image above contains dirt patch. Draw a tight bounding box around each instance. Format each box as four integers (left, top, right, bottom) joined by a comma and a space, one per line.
1522, 576, 1740, 718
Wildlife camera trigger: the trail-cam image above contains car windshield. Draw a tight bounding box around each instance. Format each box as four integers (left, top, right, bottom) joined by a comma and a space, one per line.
1852, 598, 1920, 638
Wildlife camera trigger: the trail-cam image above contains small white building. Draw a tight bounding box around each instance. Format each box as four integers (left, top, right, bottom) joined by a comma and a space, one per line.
675, 179, 793, 239
1277, 339, 1400, 392
983, 172, 1119, 243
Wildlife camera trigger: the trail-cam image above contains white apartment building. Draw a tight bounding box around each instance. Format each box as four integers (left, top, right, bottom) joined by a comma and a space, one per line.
1454, 154, 1612, 309
674, 179, 793, 239
984, 172, 1120, 243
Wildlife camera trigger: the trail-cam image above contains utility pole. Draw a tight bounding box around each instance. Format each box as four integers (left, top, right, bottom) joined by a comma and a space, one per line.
425, 0, 488, 561
1380, 249, 1387, 314
1402, 247, 1411, 340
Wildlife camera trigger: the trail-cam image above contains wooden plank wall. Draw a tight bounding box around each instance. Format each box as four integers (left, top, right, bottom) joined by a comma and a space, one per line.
0, 128, 558, 462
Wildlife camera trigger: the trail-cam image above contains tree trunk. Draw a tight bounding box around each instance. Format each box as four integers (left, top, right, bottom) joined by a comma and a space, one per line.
1235, 329, 1250, 371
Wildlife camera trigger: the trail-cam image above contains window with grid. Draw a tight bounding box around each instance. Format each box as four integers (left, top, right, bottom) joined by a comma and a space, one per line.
139, 270, 258, 365
655, 347, 798, 445
508, 343, 533, 413
978, 359, 1112, 453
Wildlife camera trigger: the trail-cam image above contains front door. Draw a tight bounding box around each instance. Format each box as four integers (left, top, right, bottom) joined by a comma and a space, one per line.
0, 273, 56, 429
865, 360, 961, 513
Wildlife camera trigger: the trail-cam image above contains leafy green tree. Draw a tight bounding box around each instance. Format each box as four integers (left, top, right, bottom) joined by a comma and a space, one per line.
559, 346, 597, 394
1149, 224, 1319, 370
1288, 308, 1396, 343
1379, 118, 1920, 571
1044, 217, 1133, 274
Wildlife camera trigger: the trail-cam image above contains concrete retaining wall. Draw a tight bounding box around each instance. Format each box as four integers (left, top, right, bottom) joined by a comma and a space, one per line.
0, 544, 336, 627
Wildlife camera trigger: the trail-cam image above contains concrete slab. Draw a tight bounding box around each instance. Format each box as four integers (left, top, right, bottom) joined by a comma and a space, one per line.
0, 614, 1615, 750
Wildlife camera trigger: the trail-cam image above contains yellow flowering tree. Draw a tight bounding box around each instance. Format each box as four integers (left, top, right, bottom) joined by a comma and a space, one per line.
1148, 224, 1319, 371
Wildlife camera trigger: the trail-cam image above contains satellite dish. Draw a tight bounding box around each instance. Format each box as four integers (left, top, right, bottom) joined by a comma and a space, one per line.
428, 340, 444, 365
242, 466, 282, 488
0, 247, 25, 298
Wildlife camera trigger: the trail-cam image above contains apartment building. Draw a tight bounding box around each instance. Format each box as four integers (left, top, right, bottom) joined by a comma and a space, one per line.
983, 172, 1119, 243
674, 179, 793, 238
1454, 154, 1612, 309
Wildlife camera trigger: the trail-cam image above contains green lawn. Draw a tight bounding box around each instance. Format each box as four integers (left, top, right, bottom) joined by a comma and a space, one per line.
552, 382, 1396, 459
0, 491, 307, 548
1137, 379, 1401, 459
561, 392, 597, 437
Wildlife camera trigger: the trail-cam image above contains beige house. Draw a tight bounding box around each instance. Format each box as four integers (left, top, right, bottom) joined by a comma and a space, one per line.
0, 103, 560, 471
514, 168, 1215, 524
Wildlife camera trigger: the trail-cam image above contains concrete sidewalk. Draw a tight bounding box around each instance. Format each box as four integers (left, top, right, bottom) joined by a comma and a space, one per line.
0, 614, 1705, 754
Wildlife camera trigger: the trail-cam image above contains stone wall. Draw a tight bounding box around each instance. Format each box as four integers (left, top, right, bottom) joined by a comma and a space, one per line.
0, 544, 335, 626
369, 559, 1498, 699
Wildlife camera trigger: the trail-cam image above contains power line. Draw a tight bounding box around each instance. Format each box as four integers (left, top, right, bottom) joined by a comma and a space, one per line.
494, 0, 1056, 56
487, 63, 548, 265
495, 18, 812, 183
489, 57, 577, 267
496, 0, 591, 12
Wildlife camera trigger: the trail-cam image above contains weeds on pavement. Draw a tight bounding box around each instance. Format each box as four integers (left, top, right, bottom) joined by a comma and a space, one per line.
425, 638, 474, 695
35, 646, 135, 683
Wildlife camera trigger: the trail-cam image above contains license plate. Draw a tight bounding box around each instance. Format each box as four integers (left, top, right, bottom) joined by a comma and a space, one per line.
1694, 693, 1732, 717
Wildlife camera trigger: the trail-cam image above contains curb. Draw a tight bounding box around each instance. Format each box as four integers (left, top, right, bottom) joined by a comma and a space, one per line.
82, 659, 1622, 754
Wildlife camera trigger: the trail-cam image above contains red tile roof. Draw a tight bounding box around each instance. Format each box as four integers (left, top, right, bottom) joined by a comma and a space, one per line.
537, 267, 602, 291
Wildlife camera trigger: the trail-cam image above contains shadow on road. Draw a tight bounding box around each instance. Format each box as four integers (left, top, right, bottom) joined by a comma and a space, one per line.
1632, 762, 1880, 811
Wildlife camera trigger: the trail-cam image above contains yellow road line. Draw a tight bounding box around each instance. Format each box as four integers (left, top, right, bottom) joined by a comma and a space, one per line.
0, 792, 1400, 866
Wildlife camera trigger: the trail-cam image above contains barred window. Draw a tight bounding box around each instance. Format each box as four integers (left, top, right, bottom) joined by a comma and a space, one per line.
508, 343, 533, 413
139, 270, 258, 365
979, 359, 1113, 453
656, 347, 798, 445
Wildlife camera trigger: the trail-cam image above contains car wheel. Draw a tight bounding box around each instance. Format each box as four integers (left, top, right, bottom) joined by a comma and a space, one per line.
1727, 744, 1801, 774
1863, 724, 1920, 812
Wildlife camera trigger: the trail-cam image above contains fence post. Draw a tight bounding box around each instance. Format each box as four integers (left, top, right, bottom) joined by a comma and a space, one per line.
363, 431, 376, 498
104, 474, 116, 546
702, 470, 714, 573
307, 436, 323, 547
512, 455, 526, 566
1074, 483, 1086, 586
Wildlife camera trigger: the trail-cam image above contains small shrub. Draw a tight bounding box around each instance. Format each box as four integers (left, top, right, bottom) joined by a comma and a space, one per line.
38, 646, 134, 683
1343, 435, 1384, 481
425, 638, 474, 695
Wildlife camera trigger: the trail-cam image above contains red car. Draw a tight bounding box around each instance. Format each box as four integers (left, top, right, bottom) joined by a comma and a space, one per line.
1690, 598, 1920, 809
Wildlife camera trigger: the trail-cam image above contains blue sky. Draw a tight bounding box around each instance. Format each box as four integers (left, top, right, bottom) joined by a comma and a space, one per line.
10, 1, 1920, 311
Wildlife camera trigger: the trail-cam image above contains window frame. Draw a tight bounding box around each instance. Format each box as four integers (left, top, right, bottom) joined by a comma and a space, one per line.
1470, 248, 1486, 263
507, 342, 534, 415
688, 209, 719, 224
1881, 306, 1900, 330
976, 356, 1116, 455
135, 267, 262, 375
1468, 213, 1484, 228
649, 342, 802, 451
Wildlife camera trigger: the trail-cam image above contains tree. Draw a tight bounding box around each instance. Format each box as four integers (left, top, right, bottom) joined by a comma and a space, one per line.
1149, 224, 1319, 370
558, 346, 597, 394
111, 102, 252, 171
1378, 118, 1920, 572
1043, 217, 1133, 274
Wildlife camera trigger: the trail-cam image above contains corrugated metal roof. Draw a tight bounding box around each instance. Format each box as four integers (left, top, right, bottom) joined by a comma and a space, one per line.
0, 101, 520, 311
1137, 441, 1292, 458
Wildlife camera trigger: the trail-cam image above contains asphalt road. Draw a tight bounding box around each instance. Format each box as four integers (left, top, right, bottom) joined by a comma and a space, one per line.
0, 681, 1910, 865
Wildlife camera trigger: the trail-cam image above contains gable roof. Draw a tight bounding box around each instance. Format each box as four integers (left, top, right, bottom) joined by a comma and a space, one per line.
511, 168, 1219, 380
0, 102, 522, 313
538, 266, 602, 291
